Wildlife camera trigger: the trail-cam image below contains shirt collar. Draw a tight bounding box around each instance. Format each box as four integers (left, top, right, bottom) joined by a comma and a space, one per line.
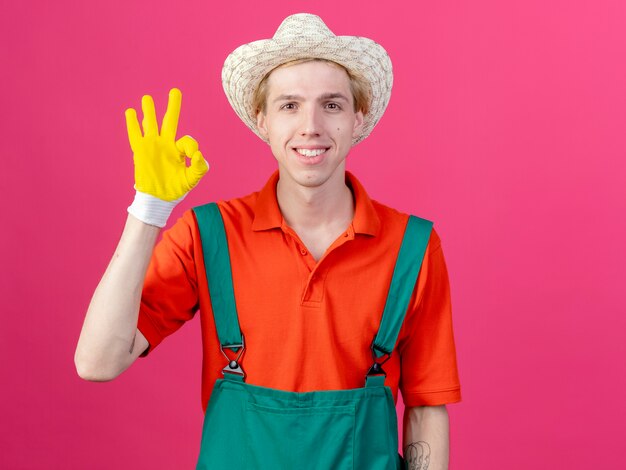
252, 171, 381, 236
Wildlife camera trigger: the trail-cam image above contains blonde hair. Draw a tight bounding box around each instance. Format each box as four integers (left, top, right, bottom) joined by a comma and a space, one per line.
252, 58, 371, 116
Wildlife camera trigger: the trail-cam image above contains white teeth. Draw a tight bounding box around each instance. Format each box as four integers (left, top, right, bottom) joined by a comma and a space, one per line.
295, 148, 327, 157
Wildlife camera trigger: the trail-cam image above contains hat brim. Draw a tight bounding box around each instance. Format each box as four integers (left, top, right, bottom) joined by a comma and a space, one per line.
222, 34, 393, 145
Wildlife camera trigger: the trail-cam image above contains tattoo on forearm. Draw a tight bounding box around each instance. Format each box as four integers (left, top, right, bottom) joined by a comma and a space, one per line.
404, 441, 431, 470
129, 334, 136, 354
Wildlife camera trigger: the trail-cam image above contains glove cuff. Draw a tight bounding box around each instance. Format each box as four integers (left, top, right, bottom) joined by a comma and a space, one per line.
127, 191, 185, 228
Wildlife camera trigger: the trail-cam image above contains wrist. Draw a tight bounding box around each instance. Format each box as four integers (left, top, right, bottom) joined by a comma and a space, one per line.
127, 190, 185, 228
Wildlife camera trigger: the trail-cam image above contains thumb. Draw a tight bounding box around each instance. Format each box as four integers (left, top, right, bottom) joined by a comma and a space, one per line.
185, 150, 209, 189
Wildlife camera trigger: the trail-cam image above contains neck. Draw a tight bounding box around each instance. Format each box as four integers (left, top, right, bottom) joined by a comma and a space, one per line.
276, 172, 354, 234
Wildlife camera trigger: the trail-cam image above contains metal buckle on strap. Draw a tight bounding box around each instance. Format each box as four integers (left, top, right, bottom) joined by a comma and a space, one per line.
366, 340, 392, 378
220, 335, 246, 378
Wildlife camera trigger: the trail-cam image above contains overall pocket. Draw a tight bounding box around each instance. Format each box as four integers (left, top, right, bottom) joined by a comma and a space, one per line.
245, 401, 356, 469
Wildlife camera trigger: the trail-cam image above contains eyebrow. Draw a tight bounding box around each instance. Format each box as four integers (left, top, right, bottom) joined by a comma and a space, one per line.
272, 94, 303, 103
318, 93, 350, 102
272, 92, 350, 104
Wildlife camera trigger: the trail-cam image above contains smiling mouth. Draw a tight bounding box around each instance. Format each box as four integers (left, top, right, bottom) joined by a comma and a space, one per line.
294, 148, 329, 157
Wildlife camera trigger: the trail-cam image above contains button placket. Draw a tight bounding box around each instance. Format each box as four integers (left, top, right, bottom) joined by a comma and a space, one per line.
302, 267, 326, 304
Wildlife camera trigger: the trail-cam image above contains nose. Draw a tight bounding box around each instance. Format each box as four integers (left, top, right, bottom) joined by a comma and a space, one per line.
299, 105, 321, 137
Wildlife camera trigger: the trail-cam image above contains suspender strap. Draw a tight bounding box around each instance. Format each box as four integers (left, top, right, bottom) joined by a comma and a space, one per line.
193, 203, 243, 350
371, 215, 433, 358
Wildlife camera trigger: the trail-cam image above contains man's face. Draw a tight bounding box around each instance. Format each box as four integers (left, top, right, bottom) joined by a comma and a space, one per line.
256, 61, 364, 193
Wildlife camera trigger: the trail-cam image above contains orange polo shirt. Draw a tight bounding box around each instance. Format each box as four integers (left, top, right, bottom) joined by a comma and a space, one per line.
138, 171, 461, 410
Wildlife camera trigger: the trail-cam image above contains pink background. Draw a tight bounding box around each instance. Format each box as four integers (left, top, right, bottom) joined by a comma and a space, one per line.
2, 0, 625, 468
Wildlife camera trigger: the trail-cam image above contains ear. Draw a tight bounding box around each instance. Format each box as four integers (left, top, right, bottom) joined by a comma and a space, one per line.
352, 111, 364, 139
256, 112, 268, 139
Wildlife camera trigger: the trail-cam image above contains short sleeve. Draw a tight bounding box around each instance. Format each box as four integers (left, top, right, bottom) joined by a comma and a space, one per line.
398, 229, 462, 407
137, 210, 200, 355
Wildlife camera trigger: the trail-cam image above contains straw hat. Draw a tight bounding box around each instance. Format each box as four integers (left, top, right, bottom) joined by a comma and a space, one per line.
222, 13, 393, 145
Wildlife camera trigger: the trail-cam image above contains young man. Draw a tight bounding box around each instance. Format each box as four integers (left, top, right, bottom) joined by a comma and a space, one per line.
75, 13, 461, 469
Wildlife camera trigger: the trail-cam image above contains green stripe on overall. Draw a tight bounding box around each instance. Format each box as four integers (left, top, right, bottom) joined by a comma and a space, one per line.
193, 203, 432, 470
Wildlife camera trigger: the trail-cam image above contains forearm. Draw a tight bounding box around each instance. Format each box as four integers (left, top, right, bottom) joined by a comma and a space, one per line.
75, 214, 159, 380
402, 405, 450, 470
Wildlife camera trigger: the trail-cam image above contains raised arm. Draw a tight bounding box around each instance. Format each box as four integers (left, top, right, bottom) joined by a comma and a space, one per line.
75, 215, 158, 380
74, 88, 208, 381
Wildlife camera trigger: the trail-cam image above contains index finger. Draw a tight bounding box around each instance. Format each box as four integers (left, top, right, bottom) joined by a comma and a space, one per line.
161, 88, 182, 140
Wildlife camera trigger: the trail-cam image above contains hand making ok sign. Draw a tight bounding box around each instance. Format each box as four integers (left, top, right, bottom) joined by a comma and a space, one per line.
125, 88, 208, 202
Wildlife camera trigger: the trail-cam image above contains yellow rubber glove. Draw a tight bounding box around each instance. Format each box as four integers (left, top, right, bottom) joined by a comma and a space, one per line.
125, 88, 208, 202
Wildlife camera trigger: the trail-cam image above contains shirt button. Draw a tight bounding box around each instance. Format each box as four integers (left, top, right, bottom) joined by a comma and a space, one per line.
300, 248, 307, 255
344, 233, 349, 237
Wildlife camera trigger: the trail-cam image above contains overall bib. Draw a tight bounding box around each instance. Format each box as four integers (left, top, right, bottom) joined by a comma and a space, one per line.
193, 203, 432, 469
